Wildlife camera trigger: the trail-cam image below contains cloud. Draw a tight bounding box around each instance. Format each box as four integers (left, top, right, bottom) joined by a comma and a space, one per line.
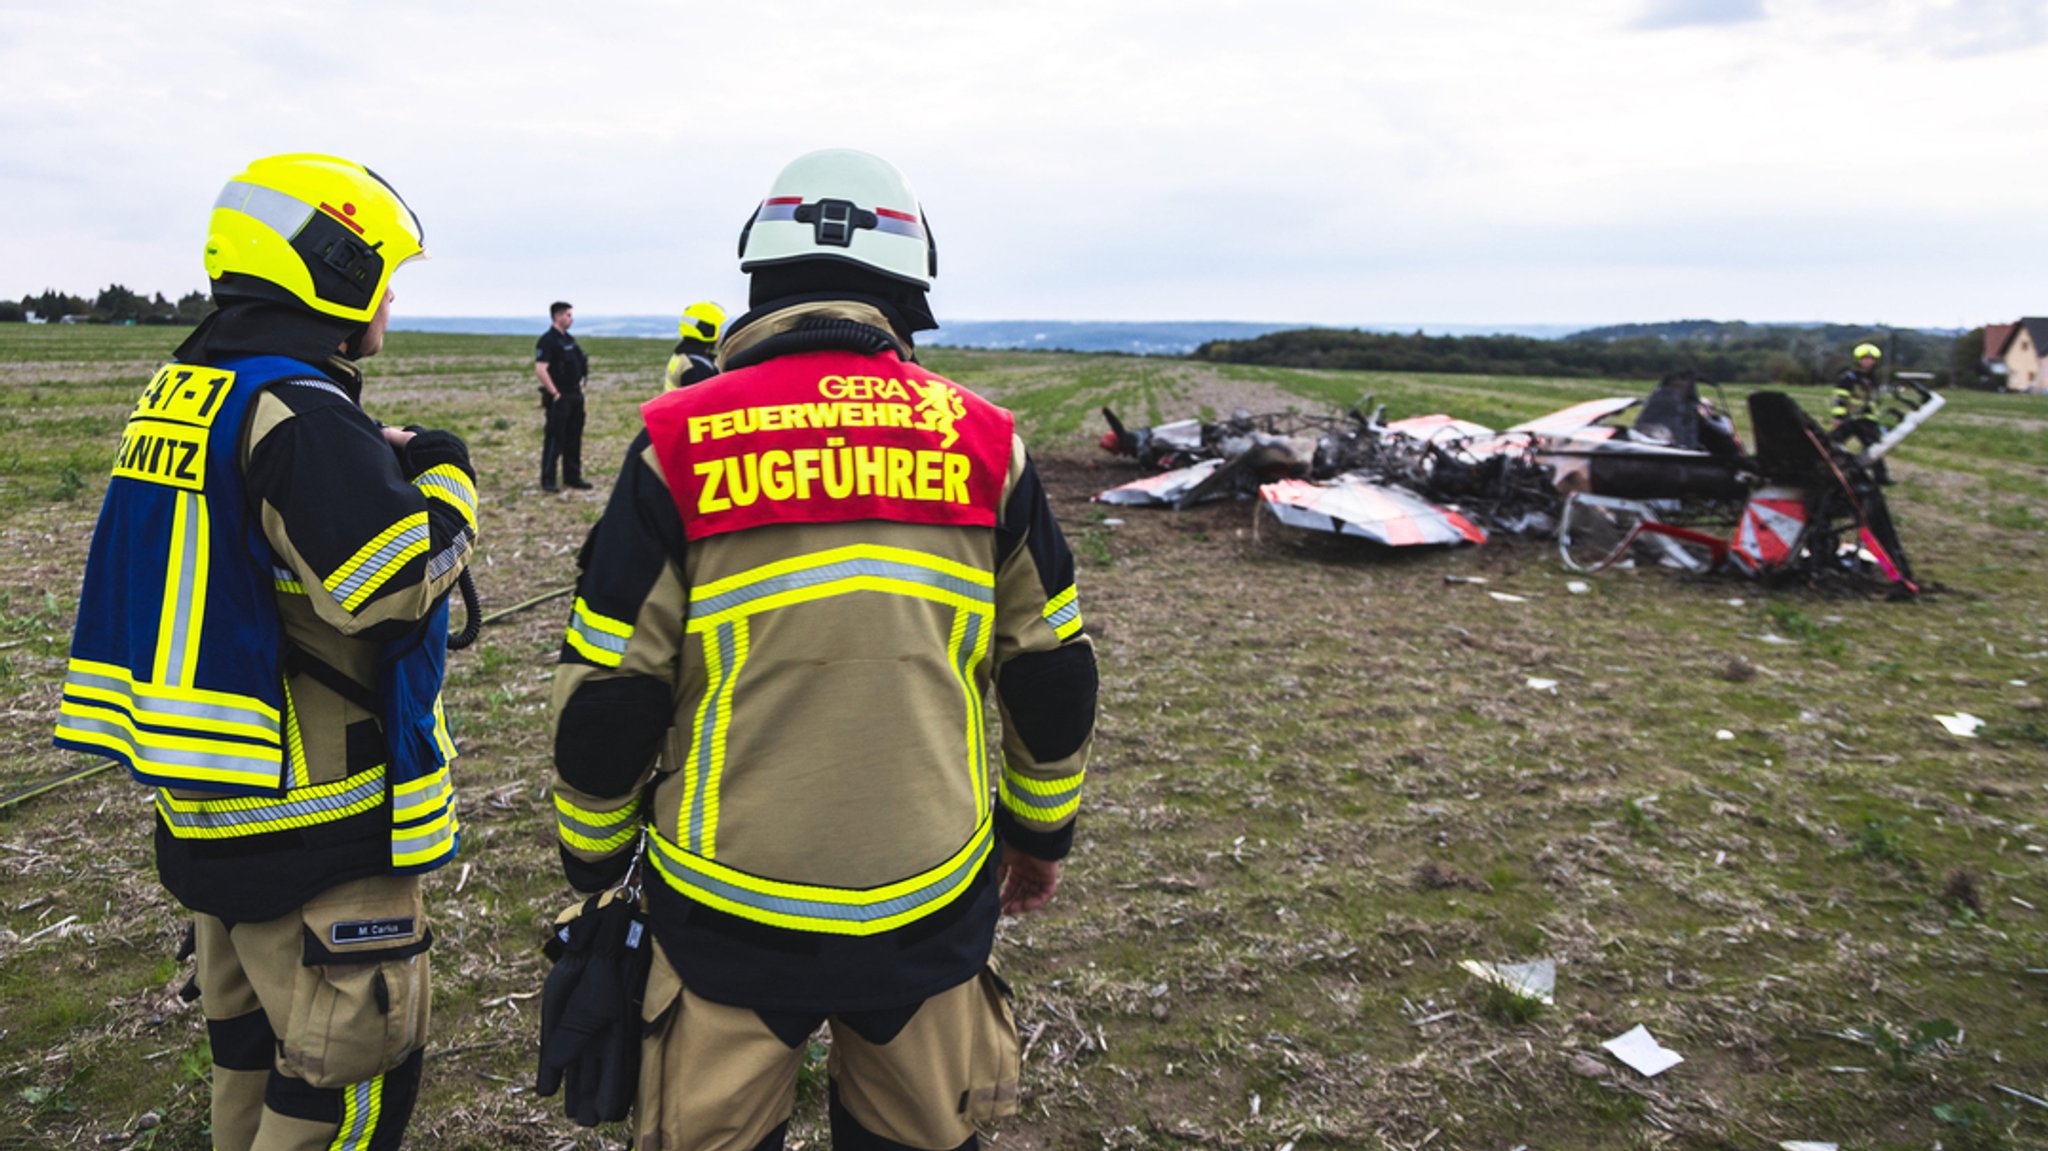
5, 1, 2048, 327
1888, 0, 2048, 59
1631, 0, 1766, 30
1696, 0, 2048, 59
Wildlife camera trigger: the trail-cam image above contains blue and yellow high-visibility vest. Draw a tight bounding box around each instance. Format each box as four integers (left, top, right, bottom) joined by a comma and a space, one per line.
54, 355, 459, 874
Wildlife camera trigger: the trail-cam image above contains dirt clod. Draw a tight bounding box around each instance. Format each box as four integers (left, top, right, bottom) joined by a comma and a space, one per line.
1569, 1054, 1609, 1079
1943, 868, 1983, 916
1415, 860, 1493, 892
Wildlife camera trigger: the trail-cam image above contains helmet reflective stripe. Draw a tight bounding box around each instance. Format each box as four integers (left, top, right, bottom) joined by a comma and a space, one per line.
874, 208, 927, 240
752, 198, 926, 241
213, 182, 316, 245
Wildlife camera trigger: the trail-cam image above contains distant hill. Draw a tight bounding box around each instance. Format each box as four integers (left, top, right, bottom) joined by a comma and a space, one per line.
389, 317, 1311, 353
387, 316, 1592, 354
386, 315, 1965, 384
1566, 319, 1964, 344
923, 319, 1590, 354
1196, 321, 1963, 386
922, 320, 1296, 355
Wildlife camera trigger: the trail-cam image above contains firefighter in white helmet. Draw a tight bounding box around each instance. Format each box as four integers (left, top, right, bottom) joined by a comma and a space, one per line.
546, 148, 1096, 1149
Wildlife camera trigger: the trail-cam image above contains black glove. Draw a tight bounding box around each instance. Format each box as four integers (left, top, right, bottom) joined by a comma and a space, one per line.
397, 428, 474, 482
535, 888, 651, 1126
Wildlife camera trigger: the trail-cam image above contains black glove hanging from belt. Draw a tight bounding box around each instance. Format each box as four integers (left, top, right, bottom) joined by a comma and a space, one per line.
535, 850, 650, 1127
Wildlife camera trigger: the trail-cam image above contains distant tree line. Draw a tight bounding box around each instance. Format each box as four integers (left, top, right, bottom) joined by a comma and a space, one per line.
1194, 320, 1966, 388
0, 286, 213, 325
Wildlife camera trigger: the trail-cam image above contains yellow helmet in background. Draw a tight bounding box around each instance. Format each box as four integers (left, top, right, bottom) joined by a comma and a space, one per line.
203, 154, 427, 325
1853, 342, 1882, 360
679, 301, 726, 344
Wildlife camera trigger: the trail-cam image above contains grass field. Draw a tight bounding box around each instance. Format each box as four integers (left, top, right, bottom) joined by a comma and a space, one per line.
1, 325, 2044, 1150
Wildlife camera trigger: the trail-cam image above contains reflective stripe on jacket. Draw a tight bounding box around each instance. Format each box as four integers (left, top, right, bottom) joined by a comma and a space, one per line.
56, 353, 469, 909
550, 300, 1097, 1011
57, 356, 304, 795
633, 343, 1015, 935
1832, 369, 1877, 421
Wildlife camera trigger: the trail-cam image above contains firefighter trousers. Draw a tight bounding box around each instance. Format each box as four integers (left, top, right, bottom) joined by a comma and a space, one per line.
193, 874, 432, 1151
634, 940, 1021, 1151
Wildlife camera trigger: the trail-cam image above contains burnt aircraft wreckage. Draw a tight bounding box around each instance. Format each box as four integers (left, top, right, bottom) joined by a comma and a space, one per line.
1095, 373, 1942, 596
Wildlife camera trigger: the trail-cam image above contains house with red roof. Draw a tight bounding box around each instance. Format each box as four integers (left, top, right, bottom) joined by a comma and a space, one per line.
1997, 319, 2048, 392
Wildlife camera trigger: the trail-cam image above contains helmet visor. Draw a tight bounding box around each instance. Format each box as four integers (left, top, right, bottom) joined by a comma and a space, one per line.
363, 165, 427, 259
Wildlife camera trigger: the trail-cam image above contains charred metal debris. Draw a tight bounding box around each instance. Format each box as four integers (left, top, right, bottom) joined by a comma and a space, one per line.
1095, 372, 1941, 596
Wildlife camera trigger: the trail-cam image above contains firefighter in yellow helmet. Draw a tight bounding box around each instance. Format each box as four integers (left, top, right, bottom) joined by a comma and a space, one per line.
545, 149, 1097, 1149
53, 154, 476, 1150
663, 301, 726, 390
1831, 342, 1884, 426
1831, 341, 1891, 480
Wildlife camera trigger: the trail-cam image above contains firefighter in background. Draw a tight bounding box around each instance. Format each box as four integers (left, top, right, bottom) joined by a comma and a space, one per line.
53, 154, 476, 1151
1831, 341, 1889, 481
664, 300, 726, 390
1831, 342, 1884, 438
549, 149, 1097, 1150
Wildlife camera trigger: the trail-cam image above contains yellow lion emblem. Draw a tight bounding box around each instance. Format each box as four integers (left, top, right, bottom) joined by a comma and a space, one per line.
909, 378, 968, 449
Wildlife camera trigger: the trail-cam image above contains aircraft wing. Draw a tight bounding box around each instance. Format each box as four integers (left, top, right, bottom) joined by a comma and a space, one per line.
1096, 459, 1226, 505
1259, 474, 1489, 547
1385, 414, 1494, 443
1506, 397, 1639, 437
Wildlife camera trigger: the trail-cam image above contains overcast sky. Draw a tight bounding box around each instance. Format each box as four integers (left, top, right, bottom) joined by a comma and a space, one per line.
4, 0, 2041, 329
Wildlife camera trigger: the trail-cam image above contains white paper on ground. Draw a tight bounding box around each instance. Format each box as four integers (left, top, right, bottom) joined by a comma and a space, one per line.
1526, 677, 1559, 693
1490, 592, 1528, 603
1933, 713, 1984, 738
1458, 958, 1556, 1005
1567, 580, 1591, 595
1603, 1025, 1683, 1077
1779, 1144, 1838, 1151
1715, 729, 1735, 741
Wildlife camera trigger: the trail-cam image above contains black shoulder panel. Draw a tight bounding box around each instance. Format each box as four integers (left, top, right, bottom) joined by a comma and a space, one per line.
995, 456, 1077, 602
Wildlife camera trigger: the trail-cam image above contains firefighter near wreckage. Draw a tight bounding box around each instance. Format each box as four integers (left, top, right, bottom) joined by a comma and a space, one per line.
666, 300, 727, 391
541, 148, 1099, 1149
50, 154, 476, 1150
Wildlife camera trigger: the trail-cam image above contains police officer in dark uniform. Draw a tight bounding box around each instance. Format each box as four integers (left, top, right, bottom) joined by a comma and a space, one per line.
536, 300, 591, 490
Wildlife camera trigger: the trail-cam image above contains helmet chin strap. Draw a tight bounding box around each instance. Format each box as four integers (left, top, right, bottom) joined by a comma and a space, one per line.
341, 322, 371, 361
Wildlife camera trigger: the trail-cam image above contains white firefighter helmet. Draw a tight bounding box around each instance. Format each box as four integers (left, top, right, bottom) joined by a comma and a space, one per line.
737, 149, 936, 288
